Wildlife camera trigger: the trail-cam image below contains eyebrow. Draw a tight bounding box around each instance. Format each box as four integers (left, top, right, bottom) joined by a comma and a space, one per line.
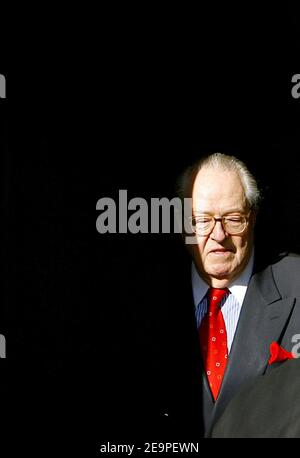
193, 209, 246, 215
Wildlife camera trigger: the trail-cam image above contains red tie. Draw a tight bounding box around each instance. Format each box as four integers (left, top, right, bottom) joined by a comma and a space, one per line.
199, 288, 229, 401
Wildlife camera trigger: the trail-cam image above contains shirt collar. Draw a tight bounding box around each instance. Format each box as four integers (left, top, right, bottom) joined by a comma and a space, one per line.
192, 249, 255, 307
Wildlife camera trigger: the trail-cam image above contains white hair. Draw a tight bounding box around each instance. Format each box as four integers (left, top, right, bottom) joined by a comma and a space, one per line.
177, 152, 261, 210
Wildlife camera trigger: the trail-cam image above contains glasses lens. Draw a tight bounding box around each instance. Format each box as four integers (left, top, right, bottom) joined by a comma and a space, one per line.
224, 217, 246, 234
192, 217, 213, 235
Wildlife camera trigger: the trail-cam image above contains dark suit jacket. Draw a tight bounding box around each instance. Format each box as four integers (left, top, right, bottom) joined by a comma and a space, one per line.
101, 241, 300, 440
211, 358, 300, 438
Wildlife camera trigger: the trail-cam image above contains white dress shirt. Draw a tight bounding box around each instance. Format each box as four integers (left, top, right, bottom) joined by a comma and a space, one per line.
192, 250, 254, 353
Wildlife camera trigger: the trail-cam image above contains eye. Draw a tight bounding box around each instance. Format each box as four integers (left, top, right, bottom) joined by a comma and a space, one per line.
226, 217, 242, 222
197, 217, 212, 223
194, 217, 213, 227
191, 217, 212, 228
224, 217, 244, 227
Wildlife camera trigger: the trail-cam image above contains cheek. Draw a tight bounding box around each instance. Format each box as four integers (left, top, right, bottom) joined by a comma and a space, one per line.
196, 238, 209, 256
239, 234, 252, 248
189, 238, 209, 264
233, 236, 252, 259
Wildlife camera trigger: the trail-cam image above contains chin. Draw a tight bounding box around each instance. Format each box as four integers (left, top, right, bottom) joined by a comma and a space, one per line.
209, 264, 233, 279
212, 271, 232, 280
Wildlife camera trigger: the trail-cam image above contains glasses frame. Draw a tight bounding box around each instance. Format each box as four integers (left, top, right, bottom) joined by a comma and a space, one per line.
189, 211, 252, 236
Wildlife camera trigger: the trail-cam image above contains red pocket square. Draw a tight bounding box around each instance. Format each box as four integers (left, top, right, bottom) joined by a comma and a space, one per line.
268, 341, 295, 365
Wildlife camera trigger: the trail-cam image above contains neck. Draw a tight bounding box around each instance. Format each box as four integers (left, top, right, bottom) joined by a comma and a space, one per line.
209, 277, 231, 289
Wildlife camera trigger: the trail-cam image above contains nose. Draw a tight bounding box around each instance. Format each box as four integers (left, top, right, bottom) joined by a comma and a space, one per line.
210, 220, 227, 242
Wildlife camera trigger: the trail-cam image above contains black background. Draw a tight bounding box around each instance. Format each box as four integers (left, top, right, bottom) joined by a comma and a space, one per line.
1, 4, 300, 452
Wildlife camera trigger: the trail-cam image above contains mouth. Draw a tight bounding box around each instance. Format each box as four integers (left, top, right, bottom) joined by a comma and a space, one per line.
209, 248, 233, 256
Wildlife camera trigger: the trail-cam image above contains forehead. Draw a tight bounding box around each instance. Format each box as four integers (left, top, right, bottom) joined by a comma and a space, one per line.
192, 166, 248, 212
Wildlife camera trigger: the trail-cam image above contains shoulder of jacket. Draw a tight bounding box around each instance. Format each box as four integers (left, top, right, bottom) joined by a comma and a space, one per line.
275, 251, 300, 260
272, 251, 300, 267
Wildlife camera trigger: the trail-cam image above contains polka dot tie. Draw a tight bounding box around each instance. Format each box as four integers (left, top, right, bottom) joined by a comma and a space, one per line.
199, 288, 230, 401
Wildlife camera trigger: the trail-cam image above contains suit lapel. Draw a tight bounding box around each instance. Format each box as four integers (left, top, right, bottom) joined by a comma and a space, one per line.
209, 264, 296, 431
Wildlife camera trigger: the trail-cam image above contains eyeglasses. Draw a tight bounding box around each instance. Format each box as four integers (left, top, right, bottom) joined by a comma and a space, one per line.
189, 213, 250, 236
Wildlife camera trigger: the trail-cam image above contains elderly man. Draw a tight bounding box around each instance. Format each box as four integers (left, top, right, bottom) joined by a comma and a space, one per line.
174, 153, 300, 436
103, 153, 300, 440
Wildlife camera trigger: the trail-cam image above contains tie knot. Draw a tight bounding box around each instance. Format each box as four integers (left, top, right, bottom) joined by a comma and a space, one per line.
207, 288, 229, 313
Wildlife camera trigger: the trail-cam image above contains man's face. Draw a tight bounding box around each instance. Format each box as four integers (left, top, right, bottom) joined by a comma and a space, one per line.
190, 166, 255, 287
